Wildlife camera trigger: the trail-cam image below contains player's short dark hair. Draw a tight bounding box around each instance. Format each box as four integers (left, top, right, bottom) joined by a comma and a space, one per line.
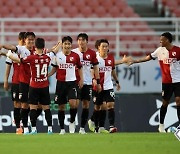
161, 32, 173, 43
62, 36, 73, 44
35, 38, 45, 49
98, 39, 109, 46
95, 39, 100, 49
77, 33, 88, 41
24, 32, 36, 39
18, 32, 26, 40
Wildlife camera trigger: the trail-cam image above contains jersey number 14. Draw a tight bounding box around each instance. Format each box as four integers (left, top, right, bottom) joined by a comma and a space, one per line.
35, 64, 48, 78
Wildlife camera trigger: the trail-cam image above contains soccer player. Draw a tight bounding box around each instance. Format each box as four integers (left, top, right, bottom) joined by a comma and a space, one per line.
49, 36, 83, 135
6, 38, 57, 134
91, 39, 120, 133
4, 32, 25, 134
88, 39, 132, 133
128, 32, 180, 132
72, 33, 101, 134
0, 32, 36, 134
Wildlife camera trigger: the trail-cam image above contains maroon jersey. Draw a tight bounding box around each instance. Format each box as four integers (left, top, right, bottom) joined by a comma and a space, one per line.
22, 54, 51, 88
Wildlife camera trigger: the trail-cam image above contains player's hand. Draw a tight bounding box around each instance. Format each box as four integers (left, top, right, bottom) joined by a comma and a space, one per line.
116, 83, 120, 91
122, 55, 134, 66
92, 78, 97, 87
4, 81, 9, 91
96, 84, 102, 93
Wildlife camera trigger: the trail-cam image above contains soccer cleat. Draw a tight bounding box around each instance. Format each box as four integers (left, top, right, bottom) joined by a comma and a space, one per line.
109, 127, 117, 133
59, 129, 65, 135
98, 127, 109, 134
69, 122, 76, 133
47, 130, 53, 135
30, 130, 37, 135
16, 127, 23, 135
88, 119, 95, 132
23, 127, 29, 135
23, 132, 30, 135
158, 124, 166, 133
79, 127, 87, 134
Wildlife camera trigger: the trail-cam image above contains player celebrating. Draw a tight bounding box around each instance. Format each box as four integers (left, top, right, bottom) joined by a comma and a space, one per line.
91, 39, 120, 133
49, 36, 83, 135
129, 32, 180, 132
6, 38, 57, 134
72, 33, 101, 134
4, 32, 25, 134
0, 32, 36, 134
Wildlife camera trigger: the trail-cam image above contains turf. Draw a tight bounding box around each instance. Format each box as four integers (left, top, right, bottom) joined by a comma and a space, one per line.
0, 133, 179, 154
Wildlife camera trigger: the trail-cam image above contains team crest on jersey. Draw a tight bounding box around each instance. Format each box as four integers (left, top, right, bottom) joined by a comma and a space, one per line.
45, 58, 49, 62
35, 59, 38, 63
108, 60, 112, 64
70, 57, 74, 61
172, 52, 176, 56
40, 59, 44, 63
86, 54, 90, 59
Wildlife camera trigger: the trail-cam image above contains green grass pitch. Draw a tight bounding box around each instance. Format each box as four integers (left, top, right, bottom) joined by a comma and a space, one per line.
0, 133, 179, 154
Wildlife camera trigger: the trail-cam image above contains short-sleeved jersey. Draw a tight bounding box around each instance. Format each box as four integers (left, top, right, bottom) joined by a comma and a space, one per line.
72, 48, 98, 85
52, 51, 82, 82
151, 46, 180, 83
16, 46, 35, 84
5, 52, 20, 84
22, 54, 51, 88
97, 53, 115, 90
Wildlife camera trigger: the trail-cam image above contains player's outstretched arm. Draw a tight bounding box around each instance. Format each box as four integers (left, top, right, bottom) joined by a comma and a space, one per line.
48, 67, 57, 77
0, 50, 8, 57
0, 44, 16, 51
115, 55, 133, 65
48, 41, 62, 53
129, 55, 152, 66
6, 51, 21, 63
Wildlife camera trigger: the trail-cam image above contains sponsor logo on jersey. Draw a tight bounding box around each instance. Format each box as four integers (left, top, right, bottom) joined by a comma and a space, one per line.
172, 52, 176, 56
163, 58, 177, 64
86, 54, 90, 59
70, 57, 74, 61
58, 63, 74, 69
99, 66, 112, 72
108, 60, 112, 64
81, 60, 90, 66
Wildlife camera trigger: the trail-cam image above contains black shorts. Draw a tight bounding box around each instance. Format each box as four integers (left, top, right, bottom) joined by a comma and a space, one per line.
19, 82, 29, 103
162, 82, 180, 101
11, 83, 20, 102
55, 81, 78, 105
95, 89, 115, 105
29, 86, 50, 105
80, 85, 92, 101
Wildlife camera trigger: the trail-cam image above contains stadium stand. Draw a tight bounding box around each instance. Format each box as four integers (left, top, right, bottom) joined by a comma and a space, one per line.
0, 0, 161, 57
154, 0, 180, 17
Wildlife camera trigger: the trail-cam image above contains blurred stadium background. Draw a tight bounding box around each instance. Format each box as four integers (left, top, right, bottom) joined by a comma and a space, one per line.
0, 0, 180, 132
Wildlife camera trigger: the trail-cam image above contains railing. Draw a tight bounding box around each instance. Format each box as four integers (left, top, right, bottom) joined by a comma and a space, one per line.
0, 17, 180, 58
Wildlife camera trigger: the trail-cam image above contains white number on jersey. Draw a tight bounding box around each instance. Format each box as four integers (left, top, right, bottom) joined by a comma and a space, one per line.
35, 64, 48, 78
